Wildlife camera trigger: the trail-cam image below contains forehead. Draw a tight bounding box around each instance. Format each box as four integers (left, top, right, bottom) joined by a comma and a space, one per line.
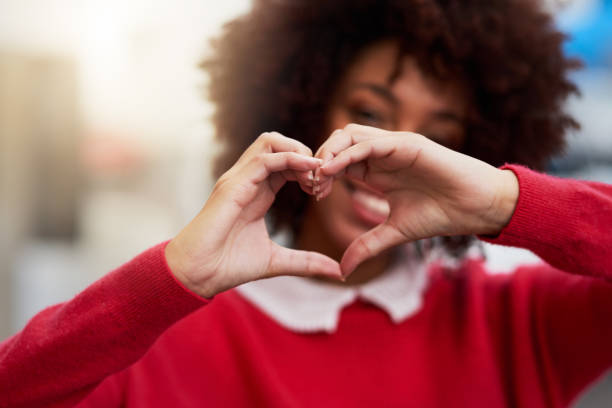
339, 40, 467, 113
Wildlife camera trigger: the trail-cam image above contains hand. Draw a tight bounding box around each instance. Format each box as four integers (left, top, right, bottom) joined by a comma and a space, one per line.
312, 124, 519, 276
165, 132, 342, 298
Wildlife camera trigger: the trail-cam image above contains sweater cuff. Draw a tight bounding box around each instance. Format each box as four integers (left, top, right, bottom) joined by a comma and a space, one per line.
138, 240, 210, 308
103, 241, 210, 335
479, 164, 569, 251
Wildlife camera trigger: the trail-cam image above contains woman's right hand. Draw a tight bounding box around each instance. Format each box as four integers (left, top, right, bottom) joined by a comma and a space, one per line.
165, 132, 342, 298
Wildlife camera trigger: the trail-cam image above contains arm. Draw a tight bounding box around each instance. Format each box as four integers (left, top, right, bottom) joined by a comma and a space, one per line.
314, 123, 520, 276
481, 165, 612, 405
314, 123, 611, 277
314, 124, 612, 404
0, 242, 207, 408
1, 132, 341, 408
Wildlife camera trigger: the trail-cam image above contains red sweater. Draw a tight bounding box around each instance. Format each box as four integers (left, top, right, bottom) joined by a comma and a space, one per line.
1, 165, 612, 408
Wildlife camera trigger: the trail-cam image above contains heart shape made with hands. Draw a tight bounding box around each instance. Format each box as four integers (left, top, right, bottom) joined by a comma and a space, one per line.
168, 125, 515, 298
291, 123, 515, 278
296, 137, 401, 278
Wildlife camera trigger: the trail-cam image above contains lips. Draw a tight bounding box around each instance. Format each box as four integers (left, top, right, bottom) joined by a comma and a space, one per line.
345, 180, 390, 226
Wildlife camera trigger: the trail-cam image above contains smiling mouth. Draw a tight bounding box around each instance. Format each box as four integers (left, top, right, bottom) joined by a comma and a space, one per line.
344, 180, 390, 226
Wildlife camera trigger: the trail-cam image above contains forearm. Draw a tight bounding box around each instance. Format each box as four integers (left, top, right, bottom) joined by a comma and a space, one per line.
481, 164, 612, 278
0, 242, 207, 408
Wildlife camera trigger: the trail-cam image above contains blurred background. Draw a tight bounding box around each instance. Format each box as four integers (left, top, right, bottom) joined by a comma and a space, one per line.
0, 1, 610, 406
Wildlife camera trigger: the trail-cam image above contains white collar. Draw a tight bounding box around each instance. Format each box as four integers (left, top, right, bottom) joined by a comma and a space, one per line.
236, 245, 430, 333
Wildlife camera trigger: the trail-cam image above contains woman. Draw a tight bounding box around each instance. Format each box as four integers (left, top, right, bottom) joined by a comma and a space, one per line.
2, 0, 611, 407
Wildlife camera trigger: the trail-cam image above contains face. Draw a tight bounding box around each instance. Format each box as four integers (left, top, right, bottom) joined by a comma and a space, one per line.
307, 40, 469, 253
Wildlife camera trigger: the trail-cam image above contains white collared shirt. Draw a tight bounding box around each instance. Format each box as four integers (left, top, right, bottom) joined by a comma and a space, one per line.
236, 245, 430, 333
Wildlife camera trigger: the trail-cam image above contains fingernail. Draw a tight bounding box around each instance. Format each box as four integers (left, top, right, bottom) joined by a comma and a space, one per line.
307, 172, 314, 181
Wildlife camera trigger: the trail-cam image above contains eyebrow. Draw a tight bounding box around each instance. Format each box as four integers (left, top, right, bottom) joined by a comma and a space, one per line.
350, 83, 399, 106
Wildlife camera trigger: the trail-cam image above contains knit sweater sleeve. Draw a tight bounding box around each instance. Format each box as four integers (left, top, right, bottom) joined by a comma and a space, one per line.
481, 164, 612, 405
482, 164, 612, 279
0, 241, 208, 408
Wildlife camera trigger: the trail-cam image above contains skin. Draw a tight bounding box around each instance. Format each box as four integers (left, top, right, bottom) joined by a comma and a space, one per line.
165, 41, 519, 298
314, 124, 519, 277
298, 40, 470, 285
165, 132, 344, 298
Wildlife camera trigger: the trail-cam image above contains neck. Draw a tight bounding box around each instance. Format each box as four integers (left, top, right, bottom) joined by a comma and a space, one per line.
295, 207, 391, 286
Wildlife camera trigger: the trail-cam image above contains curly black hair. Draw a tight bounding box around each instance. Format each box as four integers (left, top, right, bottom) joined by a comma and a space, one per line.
202, 0, 580, 252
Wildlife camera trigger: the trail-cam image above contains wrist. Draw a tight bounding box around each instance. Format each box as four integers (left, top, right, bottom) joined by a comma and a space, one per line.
165, 239, 215, 299
487, 168, 519, 235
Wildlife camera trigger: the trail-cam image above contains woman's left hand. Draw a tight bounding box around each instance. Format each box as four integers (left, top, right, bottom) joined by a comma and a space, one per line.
310, 124, 519, 277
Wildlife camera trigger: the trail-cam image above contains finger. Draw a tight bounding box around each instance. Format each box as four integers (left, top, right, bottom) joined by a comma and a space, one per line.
314, 130, 351, 187
314, 129, 342, 158
315, 126, 366, 187
316, 124, 389, 160
302, 182, 317, 196
315, 150, 334, 187
257, 131, 313, 157
315, 177, 333, 201
340, 222, 407, 277
321, 134, 418, 178
248, 152, 322, 185
272, 170, 314, 194
268, 173, 287, 194
281, 169, 312, 185
267, 242, 343, 280
343, 162, 369, 183
298, 170, 314, 186
295, 170, 318, 195
319, 140, 378, 178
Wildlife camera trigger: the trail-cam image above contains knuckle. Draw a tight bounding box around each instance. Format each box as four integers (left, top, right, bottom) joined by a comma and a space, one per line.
250, 153, 268, 169
257, 132, 273, 144
337, 149, 349, 161
267, 131, 282, 140
253, 153, 265, 164
276, 151, 290, 163
357, 236, 373, 257
344, 123, 359, 132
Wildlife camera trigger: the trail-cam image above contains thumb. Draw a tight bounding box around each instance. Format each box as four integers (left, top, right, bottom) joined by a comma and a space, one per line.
267, 243, 343, 280
340, 222, 407, 277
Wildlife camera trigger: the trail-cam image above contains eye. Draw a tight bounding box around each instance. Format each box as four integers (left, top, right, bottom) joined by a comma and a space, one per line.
349, 107, 387, 128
